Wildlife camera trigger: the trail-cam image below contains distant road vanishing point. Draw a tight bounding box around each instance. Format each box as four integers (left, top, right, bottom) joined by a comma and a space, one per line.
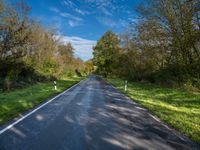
0, 75, 198, 150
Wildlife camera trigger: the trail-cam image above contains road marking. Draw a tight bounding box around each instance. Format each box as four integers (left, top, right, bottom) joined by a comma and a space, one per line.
0, 78, 86, 135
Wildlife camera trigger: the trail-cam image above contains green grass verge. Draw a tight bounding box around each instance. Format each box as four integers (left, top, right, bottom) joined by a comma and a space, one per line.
0, 77, 84, 125
106, 78, 200, 144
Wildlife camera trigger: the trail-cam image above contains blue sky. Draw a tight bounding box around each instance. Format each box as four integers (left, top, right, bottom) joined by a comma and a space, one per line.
24, 0, 140, 60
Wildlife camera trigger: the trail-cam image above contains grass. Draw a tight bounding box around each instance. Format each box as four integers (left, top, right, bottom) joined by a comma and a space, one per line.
0, 76, 83, 125
106, 78, 200, 144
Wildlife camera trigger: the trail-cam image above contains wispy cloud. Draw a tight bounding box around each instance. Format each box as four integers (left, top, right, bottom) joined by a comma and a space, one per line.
61, 0, 123, 17
84, 0, 121, 16
74, 8, 85, 15
52, 17, 62, 32
97, 17, 117, 27
49, 0, 135, 31
60, 13, 83, 21
62, 1, 90, 16
68, 20, 82, 27
58, 35, 96, 61
49, 4, 84, 28
97, 17, 128, 28
60, 13, 83, 27
63, 0, 76, 8
49, 7, 60, 13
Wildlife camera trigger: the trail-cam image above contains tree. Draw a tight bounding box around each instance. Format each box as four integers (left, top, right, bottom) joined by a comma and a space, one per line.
93, 30, 120, 77
92, 0, 200, 88
84, 60, 95, 75
0, 0, 87, 90
138, 0, 200, 71
0, 0, 31, 62
0, 0, 3, 12
54, 42, 74, 76
0, 0, 34, 89
58, 42, 74, 63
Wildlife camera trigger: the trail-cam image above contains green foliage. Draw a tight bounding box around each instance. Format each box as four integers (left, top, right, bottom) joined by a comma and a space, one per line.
42, 59, 59, 76
84, 60, 95, 75
93, 30, 120, 76
4, 69, 20, 90
93, 0, 200, 89
0, 0, 86, 90
0, 77, 83, 124
107, 78, 200, 144
0, 0, 32, 62
75, 69, 82, 77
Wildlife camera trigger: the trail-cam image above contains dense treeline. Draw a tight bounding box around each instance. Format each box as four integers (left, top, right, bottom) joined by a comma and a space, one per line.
0, 0, 88, 90
93, 0, 200, 89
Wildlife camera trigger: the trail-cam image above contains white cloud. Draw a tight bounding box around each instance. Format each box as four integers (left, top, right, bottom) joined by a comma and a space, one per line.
49, 7, 60, 13
60, 13, 82, 21
74, 8, 85, 15
97, 17, 117, 27
84, 0, 117, 16
83, 0, 133, 18
62, 0, 91, 16
97, 17, 128, 28
49, 5, 84, 28
59, 12, 83, 27
68, 20, 82, 27
57, 35, 96, 61
63, 0, 75, 7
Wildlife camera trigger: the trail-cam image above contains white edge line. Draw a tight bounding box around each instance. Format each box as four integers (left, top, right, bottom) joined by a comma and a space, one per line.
0, 78, 86, 135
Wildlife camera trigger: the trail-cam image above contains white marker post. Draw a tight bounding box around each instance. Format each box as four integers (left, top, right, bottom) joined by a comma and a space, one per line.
125, 80, 128, 92
54, 81, 57, 90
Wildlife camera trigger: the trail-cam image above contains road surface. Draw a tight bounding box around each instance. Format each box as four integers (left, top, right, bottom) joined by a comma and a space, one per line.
0, 75, 198, 150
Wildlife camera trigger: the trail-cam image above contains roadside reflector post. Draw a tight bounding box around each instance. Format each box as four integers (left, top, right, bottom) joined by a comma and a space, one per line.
125, 80, 128, 92
54, 81, 57, 90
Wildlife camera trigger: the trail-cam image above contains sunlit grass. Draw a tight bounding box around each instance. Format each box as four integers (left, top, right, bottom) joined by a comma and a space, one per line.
0, 77, 83, 125
107, 78, 200, 144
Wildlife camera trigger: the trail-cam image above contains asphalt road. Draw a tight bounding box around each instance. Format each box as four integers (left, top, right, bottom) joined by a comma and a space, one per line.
0, 75, 199, 150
